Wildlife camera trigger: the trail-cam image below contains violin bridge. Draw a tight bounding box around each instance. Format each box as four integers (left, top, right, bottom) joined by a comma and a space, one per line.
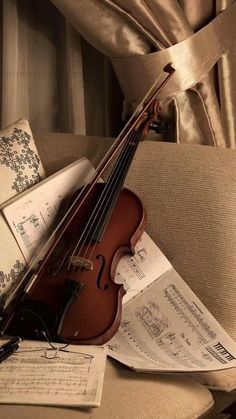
69, 256, 93, 270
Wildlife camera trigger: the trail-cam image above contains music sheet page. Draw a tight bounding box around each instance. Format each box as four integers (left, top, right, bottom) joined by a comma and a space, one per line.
1, 157, 96, 263
115, 232, 172, 305
0, 341, 107, 407
111, 233, 236, 373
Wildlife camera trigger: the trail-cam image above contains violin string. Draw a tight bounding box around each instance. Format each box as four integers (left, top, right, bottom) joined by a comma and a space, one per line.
68, 128, 142, 274
66, 131, 132, 270
4, 118, 139, 308
4, 121, 143, 309
65, 71, 165, 271
45, 70, 162, 270
2, 73, 166, 311
70, 131, 140, 279
61, 67, 170, 270
68, 127, 138, 271
68, 128, 139, 271
84, 130, 142, 266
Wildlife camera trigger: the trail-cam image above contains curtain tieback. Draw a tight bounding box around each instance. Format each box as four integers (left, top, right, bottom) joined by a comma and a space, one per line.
111, 1, 236, 103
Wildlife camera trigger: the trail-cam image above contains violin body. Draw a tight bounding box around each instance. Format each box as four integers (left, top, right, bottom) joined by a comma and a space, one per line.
1, 64, 174, 345
6, 184, 145, 345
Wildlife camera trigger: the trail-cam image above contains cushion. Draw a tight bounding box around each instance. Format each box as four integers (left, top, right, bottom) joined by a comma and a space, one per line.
0, 359, 213, 419
0, 119, 45, 204
35, 133, 236, 392
0, 120, 45, 297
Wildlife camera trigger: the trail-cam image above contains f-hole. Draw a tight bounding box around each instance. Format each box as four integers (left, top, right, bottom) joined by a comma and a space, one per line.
96, 255, 108, 290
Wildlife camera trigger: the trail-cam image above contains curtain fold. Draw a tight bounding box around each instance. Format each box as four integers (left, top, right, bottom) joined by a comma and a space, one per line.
56, 19, 86, 134
52, 0, 236, 147
217, 0, 236, 148
1, 0, 59, 132
1, 1, 236, 147
0, 0, 123, 136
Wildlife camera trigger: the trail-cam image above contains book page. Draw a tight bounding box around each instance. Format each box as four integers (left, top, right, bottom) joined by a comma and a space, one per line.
109, 235, 236, 373
115, 232, 172, 305
0, 340, 107, 407
2, 157, 96, 263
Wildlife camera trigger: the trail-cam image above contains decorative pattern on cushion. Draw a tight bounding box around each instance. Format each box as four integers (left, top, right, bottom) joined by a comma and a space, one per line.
0, 119, 45, 204
0, 214, 26, 297
0, 119, 45, 298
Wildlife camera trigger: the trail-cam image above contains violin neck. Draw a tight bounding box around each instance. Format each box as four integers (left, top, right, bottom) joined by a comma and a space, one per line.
91, 128, 143, 242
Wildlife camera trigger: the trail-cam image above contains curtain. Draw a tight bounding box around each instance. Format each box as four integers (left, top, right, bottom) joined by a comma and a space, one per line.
1, 1, 236, 147
51, 0, 236, 147
0, 0, 123, 136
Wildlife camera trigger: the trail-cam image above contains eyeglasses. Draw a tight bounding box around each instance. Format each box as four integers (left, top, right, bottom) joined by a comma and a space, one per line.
12, 330, 94, 361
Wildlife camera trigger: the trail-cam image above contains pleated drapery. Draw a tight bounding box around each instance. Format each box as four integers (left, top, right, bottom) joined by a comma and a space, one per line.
1, 1, 236, 147
0, 0, 122, 136
51, 0, 236, 147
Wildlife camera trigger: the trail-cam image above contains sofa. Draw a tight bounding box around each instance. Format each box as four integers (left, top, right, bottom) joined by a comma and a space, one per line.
0, 131, 236, 418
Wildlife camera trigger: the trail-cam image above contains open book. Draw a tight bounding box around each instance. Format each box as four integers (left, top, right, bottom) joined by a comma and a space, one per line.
2, 158, 236, 377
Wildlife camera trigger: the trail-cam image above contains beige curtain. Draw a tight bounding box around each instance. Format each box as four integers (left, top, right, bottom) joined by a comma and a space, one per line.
0, 0, 122, 136
1, 1, 236, 147
51, 0, 236, 147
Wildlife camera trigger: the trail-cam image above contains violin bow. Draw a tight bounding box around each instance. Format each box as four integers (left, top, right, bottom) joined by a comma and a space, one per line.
0, 63, 175, 324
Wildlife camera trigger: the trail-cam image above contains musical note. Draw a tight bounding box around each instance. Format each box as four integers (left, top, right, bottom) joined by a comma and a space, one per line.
2, 158, 97, 263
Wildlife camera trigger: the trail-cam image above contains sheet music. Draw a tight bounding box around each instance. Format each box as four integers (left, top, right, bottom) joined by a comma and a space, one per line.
110, 234, 236, 373
2, 158, 96, 262
0, 341, 107, 407
115, 232, 171, 305
2, 158, 236, 376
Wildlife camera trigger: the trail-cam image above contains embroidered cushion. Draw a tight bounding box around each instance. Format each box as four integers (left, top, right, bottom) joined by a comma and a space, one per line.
0, 119, 45, 297
0, 119, 45, 203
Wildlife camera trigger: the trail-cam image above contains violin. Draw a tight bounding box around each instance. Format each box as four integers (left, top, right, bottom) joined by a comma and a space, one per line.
0, 64, 175, 345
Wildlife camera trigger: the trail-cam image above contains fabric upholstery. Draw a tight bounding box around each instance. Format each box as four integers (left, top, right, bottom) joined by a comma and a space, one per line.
0, 358, 213, 419
0, 119, 45, 296
35, 133, 236, 392
0, 119, 45, 203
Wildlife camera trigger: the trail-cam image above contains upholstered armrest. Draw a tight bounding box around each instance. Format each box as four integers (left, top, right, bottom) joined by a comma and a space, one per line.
35, 132, 236, 393
20, 131, 236, 419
